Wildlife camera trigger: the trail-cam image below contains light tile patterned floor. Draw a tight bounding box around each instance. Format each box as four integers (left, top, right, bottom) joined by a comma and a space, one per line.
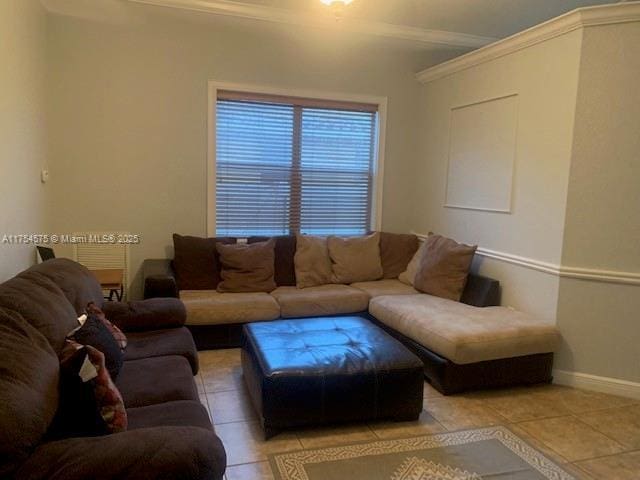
196, 349, 640, 480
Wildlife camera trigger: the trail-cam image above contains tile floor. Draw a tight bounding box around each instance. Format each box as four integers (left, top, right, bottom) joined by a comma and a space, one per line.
196, 349, 640, 479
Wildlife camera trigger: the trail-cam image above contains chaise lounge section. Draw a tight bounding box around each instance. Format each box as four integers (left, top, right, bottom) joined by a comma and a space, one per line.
369, 294, 559, 394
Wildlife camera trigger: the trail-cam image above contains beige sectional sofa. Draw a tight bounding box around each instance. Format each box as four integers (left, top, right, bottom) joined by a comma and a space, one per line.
143, 233, 560, 394
179, 278, 558, 366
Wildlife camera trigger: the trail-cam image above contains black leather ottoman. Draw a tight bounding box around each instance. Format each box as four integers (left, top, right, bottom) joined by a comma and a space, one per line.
241, 316, 423, 438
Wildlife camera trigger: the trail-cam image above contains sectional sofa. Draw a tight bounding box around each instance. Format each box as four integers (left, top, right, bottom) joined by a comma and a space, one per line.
144, 233, 560, 394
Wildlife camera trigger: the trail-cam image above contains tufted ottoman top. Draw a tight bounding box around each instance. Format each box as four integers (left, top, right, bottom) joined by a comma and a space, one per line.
244, 316, 422, 377
242, 316, 424, 437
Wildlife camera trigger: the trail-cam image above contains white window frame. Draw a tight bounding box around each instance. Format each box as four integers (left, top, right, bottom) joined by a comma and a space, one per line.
207, 80, 387, 237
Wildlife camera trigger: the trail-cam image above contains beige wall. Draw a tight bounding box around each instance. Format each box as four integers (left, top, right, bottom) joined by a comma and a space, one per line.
555, 23, 640, 382
414, 30, 583, 320
417, 19, 640, 386
0, 0, 49, 281
45, 6, 453, 297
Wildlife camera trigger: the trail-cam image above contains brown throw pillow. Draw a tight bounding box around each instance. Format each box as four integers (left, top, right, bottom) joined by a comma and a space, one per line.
248, 235, 296, 286
328, 232, 383, 284
379, 232, 420, 279
294, 234, 333, 288
216, 239, 276, 293
413, 235, 477, 301
172, 234, 235, 290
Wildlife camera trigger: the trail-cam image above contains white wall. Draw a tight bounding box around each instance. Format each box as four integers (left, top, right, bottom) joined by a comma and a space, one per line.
555, 22, 640, 383
45, 5, 451, 297
414, 29, 583, 321
0, 0, 49, 281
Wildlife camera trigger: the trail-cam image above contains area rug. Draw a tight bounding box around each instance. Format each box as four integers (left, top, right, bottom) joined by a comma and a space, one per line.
269, 426, 576, 480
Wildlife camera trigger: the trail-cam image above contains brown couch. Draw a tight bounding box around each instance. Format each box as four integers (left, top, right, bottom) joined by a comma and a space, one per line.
0, 259, 226, 480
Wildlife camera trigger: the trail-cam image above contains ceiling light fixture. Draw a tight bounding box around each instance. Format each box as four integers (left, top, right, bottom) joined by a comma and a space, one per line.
320, 0, 354, 19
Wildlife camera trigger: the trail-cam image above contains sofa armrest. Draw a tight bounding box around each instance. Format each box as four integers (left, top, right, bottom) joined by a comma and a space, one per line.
143, 258, 178, 299
15, 426, 226, 480
101, 298, 186, 332
460, 274, 501, 307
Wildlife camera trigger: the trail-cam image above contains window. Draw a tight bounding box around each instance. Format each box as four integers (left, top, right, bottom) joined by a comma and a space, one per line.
214, 89, 381, 237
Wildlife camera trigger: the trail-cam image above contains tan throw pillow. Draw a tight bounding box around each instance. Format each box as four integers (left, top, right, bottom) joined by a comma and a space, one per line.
398, 241, 427, 286
294, 234, 333, 288
216, 239, 276, 293
327, 232, 383, 284
413, 235, 477, 301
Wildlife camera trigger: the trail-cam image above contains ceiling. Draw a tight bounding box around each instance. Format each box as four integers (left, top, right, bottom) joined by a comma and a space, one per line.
43, 0, 617, 52
226, 0, 614, 38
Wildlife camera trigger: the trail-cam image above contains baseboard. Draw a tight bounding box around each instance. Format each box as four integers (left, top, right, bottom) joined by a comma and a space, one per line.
553, 369, 640, 400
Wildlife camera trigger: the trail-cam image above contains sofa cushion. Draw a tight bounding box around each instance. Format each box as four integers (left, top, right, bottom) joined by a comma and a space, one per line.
127, 400, 212, 431
248, 235, 296, 286
180, 290, 280, 325
379, 232, 420, 279
271, 285, 369, 318
414, 234, 477, 301
172, 234, 235, 291
369, 294, 560, 364
27, 259, 105, 314
124, 327, 198, 374
0, 308, 59, 478
328, 233, 383, 284
101, 297, 187, 332
216, 239, 276, 293
116, 356, 198, 408
0, 272, 78, 354
350, 279, 418, 299
294, 234, 333, 288
15, 426, 226, 480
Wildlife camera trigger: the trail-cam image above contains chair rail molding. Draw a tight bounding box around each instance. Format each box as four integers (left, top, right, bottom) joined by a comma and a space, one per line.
413, 232, 640, 286
127, 0, 497, 48
416, 2, 640, 83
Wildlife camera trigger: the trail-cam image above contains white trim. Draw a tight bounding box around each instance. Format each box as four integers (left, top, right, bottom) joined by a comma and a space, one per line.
413, 232, 640, 286
474, 247, 560, 276
208, 80, 387, 236
416, 2, 640, 83
207, 83, 217, 237
442, 204, 512, 214
127, 0, 497, 49
553, 369, 640, 400
372, 99, 387, 231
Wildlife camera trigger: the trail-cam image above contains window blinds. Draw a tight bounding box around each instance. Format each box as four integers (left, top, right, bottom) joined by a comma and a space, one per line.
215, 91, 377, 237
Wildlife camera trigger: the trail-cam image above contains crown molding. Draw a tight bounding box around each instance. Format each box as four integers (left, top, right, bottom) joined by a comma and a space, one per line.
416, 1, 640, 83
126, 0, 497, 48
